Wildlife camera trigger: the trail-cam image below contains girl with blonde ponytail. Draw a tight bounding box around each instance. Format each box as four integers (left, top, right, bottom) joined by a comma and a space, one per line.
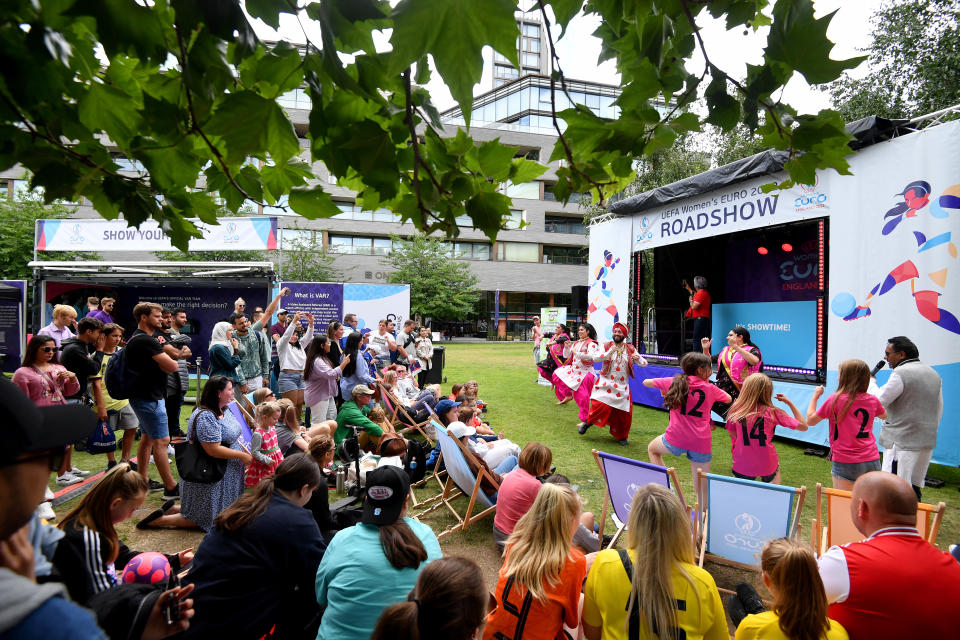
483, 483, 587, 640
733, 538, 847, 640
582, 484, 727, 640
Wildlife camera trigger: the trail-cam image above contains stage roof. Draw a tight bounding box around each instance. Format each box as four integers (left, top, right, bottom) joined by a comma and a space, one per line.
609, 115, 910, 216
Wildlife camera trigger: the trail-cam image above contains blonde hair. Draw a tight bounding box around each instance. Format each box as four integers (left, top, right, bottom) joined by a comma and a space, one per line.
625, 484, 697, 638
255, 401, 281, 427
502, 483, 580, 602
308, 433, 335, 463
382, 369, 397, 388
368, 405, 389, 428
276, 397, 297, 428
52, 304, 77, 320
726, 373, 774, 423
835, 359, 871, 422
762, 538, 830, 640
252, 387, 274, 405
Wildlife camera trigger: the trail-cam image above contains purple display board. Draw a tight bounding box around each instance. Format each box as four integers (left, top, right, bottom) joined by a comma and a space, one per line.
279, 282, 343, 334
45, 282, 270, 370
724, 224, 819, 303
0, 280, 26, 373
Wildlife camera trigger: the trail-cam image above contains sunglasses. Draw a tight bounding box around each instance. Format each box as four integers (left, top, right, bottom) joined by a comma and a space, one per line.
40, 346, 56, 353
3, 446, 67, 471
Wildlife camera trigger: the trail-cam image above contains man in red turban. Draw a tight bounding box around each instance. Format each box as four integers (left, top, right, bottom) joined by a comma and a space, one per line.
579, 323, 647, 444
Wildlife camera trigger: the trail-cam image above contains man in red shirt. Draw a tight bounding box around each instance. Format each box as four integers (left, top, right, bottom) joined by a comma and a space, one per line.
684, 275, 711, 351
818, 471, 960, 639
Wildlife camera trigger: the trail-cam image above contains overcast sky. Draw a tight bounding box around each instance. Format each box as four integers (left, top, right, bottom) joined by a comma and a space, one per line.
252, 0, 883, 116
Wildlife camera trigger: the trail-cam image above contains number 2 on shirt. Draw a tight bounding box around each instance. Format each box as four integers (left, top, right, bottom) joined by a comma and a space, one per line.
738, 417, 767, 447
833, 408, 871, 441
677, 389, 706, 418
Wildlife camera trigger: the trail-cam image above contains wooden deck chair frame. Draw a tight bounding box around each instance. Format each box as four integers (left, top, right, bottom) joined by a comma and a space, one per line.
695, 470, 806, 571
408, 420, 500, 540
592, 449, 688, 552
377, 382, 436, 443
812, 483, 947, 555
407, 407, 449, 510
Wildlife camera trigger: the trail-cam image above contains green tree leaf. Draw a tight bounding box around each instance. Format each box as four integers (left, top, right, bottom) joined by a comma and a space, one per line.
288, 185, 342, 219
205, 91, 300, 164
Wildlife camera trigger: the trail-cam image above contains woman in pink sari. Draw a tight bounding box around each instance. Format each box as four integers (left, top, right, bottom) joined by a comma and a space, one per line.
537, 324, 571, 385
552, 323, 601, 424
701, 326, 762, 418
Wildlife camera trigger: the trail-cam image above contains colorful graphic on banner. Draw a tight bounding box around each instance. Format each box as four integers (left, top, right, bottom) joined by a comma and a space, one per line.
539, 307, 568, 331
279, 282, 343, 334
343, 284, 411, 332
827, 119, 960, 465
631, 174, 830, 252
711, 301, 817, 369
0, 281, 26, 374
587, 217, 632, 340
36, 217, 278, 252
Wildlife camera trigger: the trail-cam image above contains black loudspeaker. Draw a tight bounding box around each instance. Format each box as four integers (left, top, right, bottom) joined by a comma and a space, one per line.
571, 285, 588, 309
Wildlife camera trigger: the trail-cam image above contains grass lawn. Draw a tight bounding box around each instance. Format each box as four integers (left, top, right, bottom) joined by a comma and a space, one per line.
55, 343, 960, 590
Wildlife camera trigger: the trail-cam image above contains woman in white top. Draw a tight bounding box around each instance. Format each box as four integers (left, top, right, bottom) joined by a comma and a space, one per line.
277, 311, 314, 423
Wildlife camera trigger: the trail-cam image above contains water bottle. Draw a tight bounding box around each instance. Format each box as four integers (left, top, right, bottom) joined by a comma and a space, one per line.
335, 466, 346, 493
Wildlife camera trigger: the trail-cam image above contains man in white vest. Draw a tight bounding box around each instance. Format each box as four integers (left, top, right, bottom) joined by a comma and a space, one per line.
869, 336, 943, 500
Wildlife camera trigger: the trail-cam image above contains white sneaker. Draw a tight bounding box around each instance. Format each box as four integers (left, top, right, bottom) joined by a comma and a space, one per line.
44, 486, 55, 501
37, 502, 56, 521
149, 455, 173, 465
167, 445, 175, 457
56, 473, 82, 486
70, 466, 91, 477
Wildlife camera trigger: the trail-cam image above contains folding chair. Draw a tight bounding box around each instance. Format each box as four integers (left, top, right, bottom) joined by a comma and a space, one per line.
592, 449, 688, 551
695, 471, 806, 570
408, 420, 499, 540
378, 383, 436, 442
226, 401, 254, 449
812, 483, 946, 555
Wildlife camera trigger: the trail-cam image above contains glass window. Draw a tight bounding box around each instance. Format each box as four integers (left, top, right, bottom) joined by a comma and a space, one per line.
455, 214, 473, 228
373, 237, 392, 255
501, 242, 539, 262
518, 115, 530, 126
507, 90, 520, 116
494, 52, 510, 64
599, 95, 615, 118
586, 92, 600, 109
353, 208, 373, 221
262, 194, 289, 216
539, 87, 552, 105
505, 181, 540, 200
505, 209, 525, 229
524, 37, 540, 53
544, 215, 585, 234
0, 180, 8, 199
328, 235, 353, 253
495, 96, 508, 120
281, 229, 314, 250
569, 91, 585, 106
373, 208, 397, 222
520, 87, 531, 112
522, 53, 539, 67
474, 244, 491, 261
523, 23, 539, 37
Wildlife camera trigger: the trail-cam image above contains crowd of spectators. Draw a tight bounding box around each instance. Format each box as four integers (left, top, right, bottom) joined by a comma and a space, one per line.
3, 293, 959, 640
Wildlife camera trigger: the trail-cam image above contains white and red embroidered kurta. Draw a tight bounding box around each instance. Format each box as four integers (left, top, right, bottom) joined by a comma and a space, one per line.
554, 339, 601, 391
590, 342, 647, 411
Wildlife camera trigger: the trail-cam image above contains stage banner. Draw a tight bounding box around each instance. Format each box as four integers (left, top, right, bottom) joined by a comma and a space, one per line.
279, 282, 343, 334
826, 118, 960, 466
588, 217, 632, 340
343, 284, 410, 332
631, 173, 830, 252
36, 217, 278, 252
0, 280, 26, 374
711, 301, 817, 369
539, 307, 568, 331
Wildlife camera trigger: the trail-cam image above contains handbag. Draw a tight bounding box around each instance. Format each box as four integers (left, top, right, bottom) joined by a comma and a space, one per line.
173, 410, 228, 483
85, 419, 117, 455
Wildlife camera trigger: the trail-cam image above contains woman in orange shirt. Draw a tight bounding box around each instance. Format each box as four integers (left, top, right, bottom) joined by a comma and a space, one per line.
484, 483, 586, 640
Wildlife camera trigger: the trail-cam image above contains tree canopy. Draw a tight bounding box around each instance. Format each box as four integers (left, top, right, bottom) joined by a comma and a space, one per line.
383, 234, 480, 319
1, 0, 865, 249
828, 0, 960, 122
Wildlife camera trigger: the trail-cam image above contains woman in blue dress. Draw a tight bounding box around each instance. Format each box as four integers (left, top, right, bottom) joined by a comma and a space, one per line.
137, 375, 252, 531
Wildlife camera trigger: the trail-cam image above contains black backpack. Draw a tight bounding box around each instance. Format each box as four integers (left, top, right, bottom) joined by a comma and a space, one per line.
404, 439, 428, 484
104, 335, 151, 400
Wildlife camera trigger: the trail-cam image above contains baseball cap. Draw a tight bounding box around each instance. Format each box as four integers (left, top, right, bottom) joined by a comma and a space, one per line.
352, 384, 376, 397
277, 308, 288, 315
434, 398, 461, 416
0, 378, 97, 466
362, 466, 409, 525
446, 421, 476, 439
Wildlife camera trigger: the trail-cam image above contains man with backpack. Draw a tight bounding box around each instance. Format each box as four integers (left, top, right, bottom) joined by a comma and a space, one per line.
122, 302, 182, 499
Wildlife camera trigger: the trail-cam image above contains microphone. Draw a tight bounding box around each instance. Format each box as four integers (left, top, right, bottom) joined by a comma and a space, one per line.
870, 359, 886, 377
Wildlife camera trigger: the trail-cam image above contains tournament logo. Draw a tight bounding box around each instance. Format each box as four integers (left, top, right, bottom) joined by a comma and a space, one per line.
793, 174, 828, 212
635, 216, 655, 243
69, 223, 85, 245
724, 511, 765, 551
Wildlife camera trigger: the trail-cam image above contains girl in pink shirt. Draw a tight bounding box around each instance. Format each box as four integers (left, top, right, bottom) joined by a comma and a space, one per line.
725, 373, 806, 484
644, 352, 730, 502
806, 359, 886, 490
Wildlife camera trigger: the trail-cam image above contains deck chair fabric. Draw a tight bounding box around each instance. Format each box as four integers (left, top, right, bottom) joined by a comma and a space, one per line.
697, 472, 805, 568
408, 420, 498, 539
592, 450, 686, 550
813, 484, 946, 554
378, 383, 435, 442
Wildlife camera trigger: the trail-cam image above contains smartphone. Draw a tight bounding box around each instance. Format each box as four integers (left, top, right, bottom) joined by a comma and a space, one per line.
164, 574, 182, 625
